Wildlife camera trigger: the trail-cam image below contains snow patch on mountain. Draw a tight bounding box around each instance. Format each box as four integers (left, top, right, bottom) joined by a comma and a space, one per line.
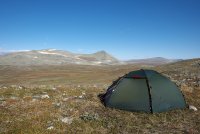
38, 51, 69, 58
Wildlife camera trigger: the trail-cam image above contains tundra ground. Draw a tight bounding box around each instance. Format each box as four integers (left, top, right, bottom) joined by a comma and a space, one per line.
0, 60, 200, 133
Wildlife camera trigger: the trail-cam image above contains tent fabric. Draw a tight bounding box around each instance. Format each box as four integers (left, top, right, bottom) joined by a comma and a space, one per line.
102, 69, 186, 113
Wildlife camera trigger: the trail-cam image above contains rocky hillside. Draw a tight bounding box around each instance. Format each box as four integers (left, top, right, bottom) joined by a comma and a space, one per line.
0, 49, 183, 66
0, 49, 119, 65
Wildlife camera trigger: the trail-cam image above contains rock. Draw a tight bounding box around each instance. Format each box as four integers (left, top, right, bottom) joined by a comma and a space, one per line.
10, 96, 19, 100
80, 112, 99, 121
82, 92, 86, 95
32, 95, 41, 99
11, 85, 17, 88
0, 101, 6, 106
175, 81, 182, 87
0, 97, 5, 101
189, 105, 198, 111
52, 87, 56, 90
62, 93, 67, 96
62, 98, 69, 102
54, 103, 61, 108
78, 95, 83, 99
31, 99, 38, 102
61, 117, 73, 124
46, 121, 54, 130
41, 95, 50, 99
182, 79, 186, 82
47, 126, 54, 130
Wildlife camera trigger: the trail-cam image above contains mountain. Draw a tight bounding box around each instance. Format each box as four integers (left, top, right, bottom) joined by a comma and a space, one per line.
126, 57, 182, 65
0, 49, 183, 66
0, 49, 119, 65
0, 51, 8, 56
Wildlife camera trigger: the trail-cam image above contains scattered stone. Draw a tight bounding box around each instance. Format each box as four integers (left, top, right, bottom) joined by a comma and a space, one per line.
10, 96, 19, 100
47, 121, 54, 130
189, 105, 198, 111
0, 101, 6, 106
61, 117, 73, 124
47, 126, 54, 130
80, 112, 99, 121
78, 95, 83, 99
41, 95, 50, 99
62, 93, 67, 96
182, 79, 186, 82
11, 85, 17, 88
53, 102, 61, 108
174, 80, 181, 87
31, 99, 38, 102
39, 85, 47, 88
52, 87, 56, 90
62, 98, 69, 102
82, 92, 86, 95
0, 97, 5, 101
32, 95, 41, 99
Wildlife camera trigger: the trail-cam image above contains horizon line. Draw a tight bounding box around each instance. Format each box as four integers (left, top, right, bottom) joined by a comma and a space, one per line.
1, 48, 198, 60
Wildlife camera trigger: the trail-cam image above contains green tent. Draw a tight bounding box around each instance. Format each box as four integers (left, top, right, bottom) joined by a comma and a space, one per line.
100, 69, 186, 113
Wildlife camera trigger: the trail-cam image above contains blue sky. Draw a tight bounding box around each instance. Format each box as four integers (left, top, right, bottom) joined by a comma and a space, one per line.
0, 0, 200, 59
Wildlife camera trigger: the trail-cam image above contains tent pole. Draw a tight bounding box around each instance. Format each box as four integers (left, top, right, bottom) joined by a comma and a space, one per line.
142, 69, 153, 113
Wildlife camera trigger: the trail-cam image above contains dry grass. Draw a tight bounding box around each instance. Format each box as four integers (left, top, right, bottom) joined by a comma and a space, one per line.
0, 86, 199, 134
0, 61, 200, 133
0, 64, 145, 86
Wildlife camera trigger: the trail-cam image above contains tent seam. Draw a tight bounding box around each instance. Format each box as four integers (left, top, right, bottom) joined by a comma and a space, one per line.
142, 69, 153, 113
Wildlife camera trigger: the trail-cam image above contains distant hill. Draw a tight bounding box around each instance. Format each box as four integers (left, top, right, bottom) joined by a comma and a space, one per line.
0, 49, 119, 65
157, 58, 200, 70
0, 49, 184, 66
126, 57, 182, 65
0, 51, 8, 56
